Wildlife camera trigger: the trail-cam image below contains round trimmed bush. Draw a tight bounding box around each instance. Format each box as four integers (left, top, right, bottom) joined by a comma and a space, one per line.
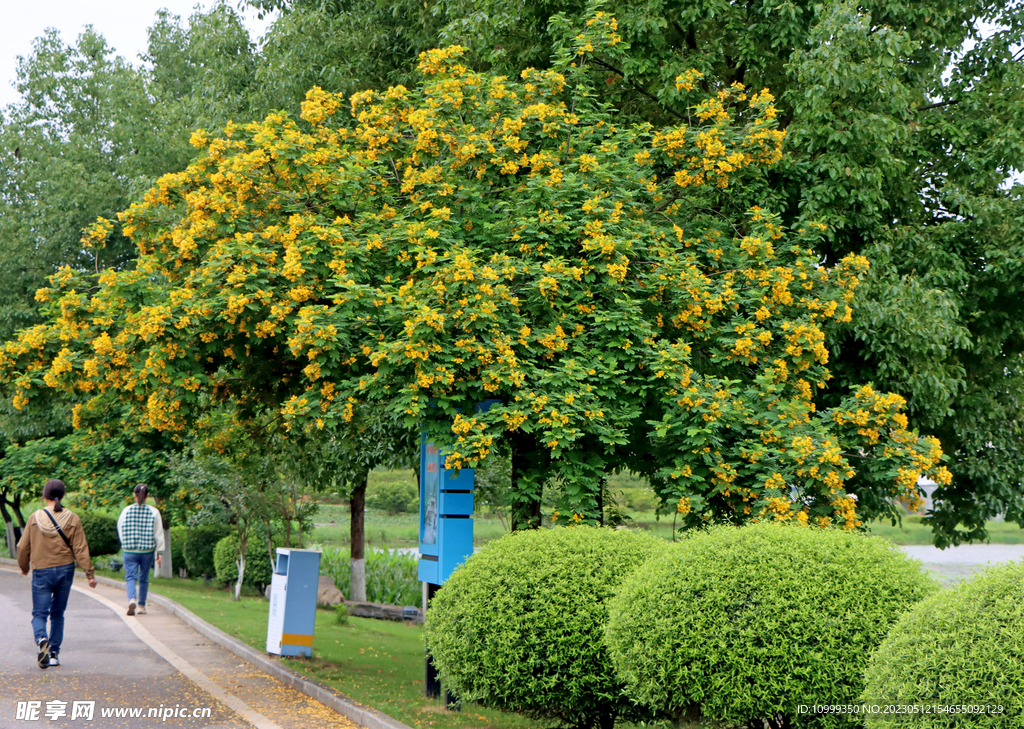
425, 526, 667, 729
183, 524, 229, 578
862, 560, 1024, 728
605, 522, 937, 728
213, 534, 282, 589
78, 512, 119, 557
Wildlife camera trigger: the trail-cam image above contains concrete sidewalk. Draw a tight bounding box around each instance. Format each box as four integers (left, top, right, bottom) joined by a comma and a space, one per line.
0, 566, 355, 729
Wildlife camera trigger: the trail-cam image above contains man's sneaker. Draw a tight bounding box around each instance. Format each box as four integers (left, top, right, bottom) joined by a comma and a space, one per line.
136, 605, 147, 615
48, 653, 60, 667
36, 639, 50, 669
127, 601, 136, 616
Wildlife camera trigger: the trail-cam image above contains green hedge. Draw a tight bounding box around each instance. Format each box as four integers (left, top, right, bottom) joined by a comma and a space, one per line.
614, 486, 659, 513
366, 480, 418, 514
182, 525, 229, 578
605, 522, 938, 728
77, 512, 119, 557
862, 560, 1024, 728
213, 534, 282, 589
169, 526, 188, 573
425, 526, 666, 728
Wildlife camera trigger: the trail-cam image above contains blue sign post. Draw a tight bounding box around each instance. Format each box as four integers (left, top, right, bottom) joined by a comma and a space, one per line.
418, 440, 475, 585
420, 439, 474, 707
420, 401, 496, 706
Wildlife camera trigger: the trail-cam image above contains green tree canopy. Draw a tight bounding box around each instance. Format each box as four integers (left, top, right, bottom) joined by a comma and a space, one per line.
0, 5, 263, 516
423, 0, 1024, 544
0, 26, 948, 532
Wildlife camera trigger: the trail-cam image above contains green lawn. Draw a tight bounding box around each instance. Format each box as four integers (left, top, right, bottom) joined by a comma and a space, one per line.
313, 469, 1024, 548
864, 514, 1024, 545
138, 577, 543, 729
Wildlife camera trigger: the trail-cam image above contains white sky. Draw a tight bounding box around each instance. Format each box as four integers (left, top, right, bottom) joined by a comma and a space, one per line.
0, 1, 275, 109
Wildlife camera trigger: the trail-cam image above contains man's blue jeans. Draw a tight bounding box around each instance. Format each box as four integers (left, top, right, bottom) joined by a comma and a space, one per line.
123, 551, 154, 605
31, 562, 75, 655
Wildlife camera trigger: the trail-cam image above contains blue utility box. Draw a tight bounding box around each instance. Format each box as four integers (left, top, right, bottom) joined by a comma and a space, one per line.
266, 548, 321, 658
418, 440, 475, 585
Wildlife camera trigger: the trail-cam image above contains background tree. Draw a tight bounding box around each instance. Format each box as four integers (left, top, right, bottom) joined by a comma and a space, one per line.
419, 0, 1024, 545
0, 6, 266, 545
308, 406, 416, 601
247, 0, 445, 116
0, 21, 948, 535
170, 407, 317, 600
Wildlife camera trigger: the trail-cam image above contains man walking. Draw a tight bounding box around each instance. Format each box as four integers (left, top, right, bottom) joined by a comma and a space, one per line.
116, 484, 164, 615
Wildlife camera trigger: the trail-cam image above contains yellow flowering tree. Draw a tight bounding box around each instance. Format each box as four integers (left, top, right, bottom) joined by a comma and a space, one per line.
0, 16, 948, 531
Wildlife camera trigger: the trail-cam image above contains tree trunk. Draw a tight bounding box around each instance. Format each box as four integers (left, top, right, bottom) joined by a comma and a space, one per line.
264, 523, 274, 569
12, 492, 25, 528
0, 495, 15, 558
509, 433, 542, 530
235, 530, 247, 602
154, 498, 173, 579
350, 471, 368, 601
0, 492, 12, 526
4, 520, 15, 559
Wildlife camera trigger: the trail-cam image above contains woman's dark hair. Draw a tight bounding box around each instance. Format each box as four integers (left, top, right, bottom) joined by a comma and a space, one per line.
134, 483, 149, 504
43, 479, 66, 513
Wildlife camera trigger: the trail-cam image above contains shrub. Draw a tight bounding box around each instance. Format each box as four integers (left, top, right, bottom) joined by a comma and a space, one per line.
182, 524, 229, 578
614, 486, 658, 513
862, 560, 1024, 728
168, 526, 188, 574
605, 522, 937, 728
425, 526, 666, 729
366, 480, 418, 515
213, 534, 282, 589
77, 512, 119, 557
319, 546, 420, 607
334, 603, 348, 625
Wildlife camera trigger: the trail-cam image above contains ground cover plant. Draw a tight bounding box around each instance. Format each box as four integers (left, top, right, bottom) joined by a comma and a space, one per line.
862, 560, 1024, 728
425, 526, 667, 729
318, 545, 421, 607
605, 522, 938, 728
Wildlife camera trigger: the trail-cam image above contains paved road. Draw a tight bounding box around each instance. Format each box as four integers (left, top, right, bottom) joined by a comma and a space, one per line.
900, 543, 1024, 564
900, 544, 1024, 586
0, 569, 353, 729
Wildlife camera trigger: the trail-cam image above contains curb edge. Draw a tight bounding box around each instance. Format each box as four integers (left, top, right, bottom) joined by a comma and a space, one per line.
1, 558, 414, 729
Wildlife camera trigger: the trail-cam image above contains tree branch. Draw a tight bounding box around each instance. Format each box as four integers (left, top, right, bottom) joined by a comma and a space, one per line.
914, 98, 960, 112
589, 55, 689, 123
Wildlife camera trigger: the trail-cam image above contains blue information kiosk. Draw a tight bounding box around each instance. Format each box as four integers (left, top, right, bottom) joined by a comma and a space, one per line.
419, 433, 479, 708
418, 441, 475, 585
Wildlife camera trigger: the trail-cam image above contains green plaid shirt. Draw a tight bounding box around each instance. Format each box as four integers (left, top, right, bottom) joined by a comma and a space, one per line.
118, 503, 158, 553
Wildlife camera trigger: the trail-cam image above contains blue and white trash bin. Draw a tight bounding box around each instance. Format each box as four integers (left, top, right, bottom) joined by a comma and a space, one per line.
266, 548, 321, 658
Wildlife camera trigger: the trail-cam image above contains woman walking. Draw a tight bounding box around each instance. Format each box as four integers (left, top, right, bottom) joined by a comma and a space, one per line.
116, 484, 164, 615
17, 479, 97, 669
